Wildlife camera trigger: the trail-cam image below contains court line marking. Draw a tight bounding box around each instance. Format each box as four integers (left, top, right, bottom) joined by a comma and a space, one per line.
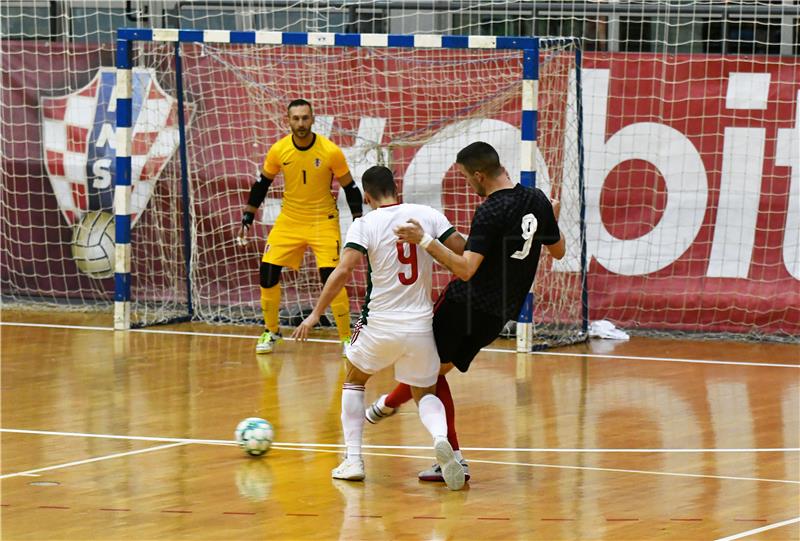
2, 429, 798, 485
0, 442, 187, 479
274, 447, 799, 485
714, 516, 800, 541
2, 428, 798, 454
2, 321, 798, 368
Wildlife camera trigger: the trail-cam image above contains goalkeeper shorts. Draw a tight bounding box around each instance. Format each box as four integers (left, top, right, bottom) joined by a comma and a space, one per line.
262, 212, 342, 269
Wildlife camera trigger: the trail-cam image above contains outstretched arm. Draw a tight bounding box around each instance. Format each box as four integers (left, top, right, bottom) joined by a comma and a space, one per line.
292, 247, 361, 341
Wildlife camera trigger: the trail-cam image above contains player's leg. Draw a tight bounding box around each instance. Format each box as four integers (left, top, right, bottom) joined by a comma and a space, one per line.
310, 218, 351, 350
411, 385, 464, 491
257, 261, 283, 354
418, 304, 507, 482
368, 293, 462, 418
395, 331, 464, 490
333, 360, 371, 481
258, 216, 307, 353
334, 320, 398, 481
319, 266, 352, 349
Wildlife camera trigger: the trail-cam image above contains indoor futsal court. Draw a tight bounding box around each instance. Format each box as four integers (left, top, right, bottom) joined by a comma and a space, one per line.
3, 2, 800, 540
1, 310, 798, 540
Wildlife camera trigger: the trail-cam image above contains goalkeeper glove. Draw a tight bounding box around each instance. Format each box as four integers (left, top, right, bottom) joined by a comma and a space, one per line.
242, 211, 255, 229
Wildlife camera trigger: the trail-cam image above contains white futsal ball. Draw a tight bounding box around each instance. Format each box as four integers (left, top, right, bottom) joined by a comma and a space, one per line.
235, 417, 274, 456
70, 210, 115, 279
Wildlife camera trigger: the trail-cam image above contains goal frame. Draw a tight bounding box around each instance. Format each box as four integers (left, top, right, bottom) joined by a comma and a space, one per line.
113, 28, 587, 351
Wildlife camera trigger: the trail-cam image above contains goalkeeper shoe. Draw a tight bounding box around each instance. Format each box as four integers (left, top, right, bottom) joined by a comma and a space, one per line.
255, 330, 282, 354
365, 394, 395, 424
418, 459, 471, 483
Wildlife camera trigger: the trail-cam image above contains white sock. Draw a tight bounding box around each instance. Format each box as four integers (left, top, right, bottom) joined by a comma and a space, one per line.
454, 450, 464, 461
341, 384, 365, 459
417, 393, 447, 440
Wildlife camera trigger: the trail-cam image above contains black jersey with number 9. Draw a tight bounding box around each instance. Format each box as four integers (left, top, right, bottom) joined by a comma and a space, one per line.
446, 183, 561, 321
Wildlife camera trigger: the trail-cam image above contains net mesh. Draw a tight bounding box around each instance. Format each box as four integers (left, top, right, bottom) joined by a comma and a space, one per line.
113, 40, 586, 347
2, 1, 797, 342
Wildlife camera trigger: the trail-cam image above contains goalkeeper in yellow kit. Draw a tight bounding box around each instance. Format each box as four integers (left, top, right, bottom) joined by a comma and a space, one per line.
239, 99, 362, 354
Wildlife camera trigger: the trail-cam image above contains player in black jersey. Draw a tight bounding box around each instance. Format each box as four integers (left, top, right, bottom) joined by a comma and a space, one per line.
365, 141, 565, 482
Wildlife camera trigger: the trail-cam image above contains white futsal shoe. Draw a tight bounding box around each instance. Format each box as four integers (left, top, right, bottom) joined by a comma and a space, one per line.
433, 437, 465, 491
332, 457, 365, 481
418, 460, 471, 482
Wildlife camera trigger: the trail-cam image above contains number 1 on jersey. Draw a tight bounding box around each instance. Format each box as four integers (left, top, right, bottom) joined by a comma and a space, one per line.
511, 213, 538, 260
396, 242, 419, 285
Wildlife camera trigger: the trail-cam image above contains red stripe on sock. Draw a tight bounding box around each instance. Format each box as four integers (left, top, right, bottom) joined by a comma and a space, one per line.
384, 383, 412, 409
436, 375, 459, 451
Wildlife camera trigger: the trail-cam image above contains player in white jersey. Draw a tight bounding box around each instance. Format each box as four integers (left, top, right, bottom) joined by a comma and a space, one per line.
292, 166, 466, 490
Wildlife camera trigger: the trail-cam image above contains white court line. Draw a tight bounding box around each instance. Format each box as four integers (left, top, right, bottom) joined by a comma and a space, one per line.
0, 442, 187, 479
526, 350, 800, 369
2, 321, 798, 368
3, 428, 798, 454
2, 428, 798, 485
715, 516, 800, 541
273, 447, 798, 485
0, 321, 338, 346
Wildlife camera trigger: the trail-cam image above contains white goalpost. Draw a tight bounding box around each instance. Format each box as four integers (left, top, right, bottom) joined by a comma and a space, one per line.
110, 28, 587, 349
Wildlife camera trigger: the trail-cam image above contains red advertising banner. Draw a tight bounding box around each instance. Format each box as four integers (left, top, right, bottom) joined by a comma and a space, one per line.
1, 42, 798, 336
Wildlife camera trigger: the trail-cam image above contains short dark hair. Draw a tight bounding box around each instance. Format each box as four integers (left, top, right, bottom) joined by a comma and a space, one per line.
287, 99, 313, 114
456, 141, 502, 177
361, 166, 397, 199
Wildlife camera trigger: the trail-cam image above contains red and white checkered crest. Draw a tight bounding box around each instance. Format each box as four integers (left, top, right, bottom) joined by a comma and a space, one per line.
41, 67, 182, 226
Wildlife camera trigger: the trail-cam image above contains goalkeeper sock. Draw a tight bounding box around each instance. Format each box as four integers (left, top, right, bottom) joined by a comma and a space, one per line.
330, 287, 351, 341
260, 285, 281, 334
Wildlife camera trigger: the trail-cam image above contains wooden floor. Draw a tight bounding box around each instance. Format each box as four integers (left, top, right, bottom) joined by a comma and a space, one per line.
1, 310, 798, 541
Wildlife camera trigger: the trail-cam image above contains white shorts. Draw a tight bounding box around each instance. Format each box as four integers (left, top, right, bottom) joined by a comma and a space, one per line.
345, 320, 440, 388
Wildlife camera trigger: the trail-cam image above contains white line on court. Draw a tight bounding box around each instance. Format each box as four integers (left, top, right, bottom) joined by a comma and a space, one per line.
2, 428, 798, 485
273, 447, 799, 485
2, 321, 798, 368
714, 516, 800, 541
3, 427, 798, 454
0, 442, 188, 479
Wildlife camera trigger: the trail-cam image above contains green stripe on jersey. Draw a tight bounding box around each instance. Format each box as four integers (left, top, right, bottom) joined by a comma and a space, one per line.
345, 242, 367, 254
438, 226, 458, 243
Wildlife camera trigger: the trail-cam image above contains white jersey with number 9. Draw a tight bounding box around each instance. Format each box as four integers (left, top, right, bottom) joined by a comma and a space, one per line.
344, 203, 456, 332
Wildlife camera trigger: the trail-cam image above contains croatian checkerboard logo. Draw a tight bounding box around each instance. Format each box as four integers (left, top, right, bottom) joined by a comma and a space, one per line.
40, 68, 184, 278
41, 67, 181, 227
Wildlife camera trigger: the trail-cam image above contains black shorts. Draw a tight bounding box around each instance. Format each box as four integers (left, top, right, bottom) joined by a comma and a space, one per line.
432, 293, 506, 373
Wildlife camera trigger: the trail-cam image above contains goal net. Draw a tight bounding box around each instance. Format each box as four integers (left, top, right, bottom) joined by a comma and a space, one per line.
114, 31, 587, 347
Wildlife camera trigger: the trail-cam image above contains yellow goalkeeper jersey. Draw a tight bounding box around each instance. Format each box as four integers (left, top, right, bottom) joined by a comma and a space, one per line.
261, 133, 350, 220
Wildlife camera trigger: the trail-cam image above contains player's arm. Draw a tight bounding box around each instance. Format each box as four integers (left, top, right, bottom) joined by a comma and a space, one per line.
239, 172, 275, 241
395, 219, 483, 281
330, 145, 362, 219
546, 234, 566, 260
442, 231, 466, 255
339, 172, 363, 219
292, 247, 361, 341
543, 199, 565, 260
240, 145, 280, 241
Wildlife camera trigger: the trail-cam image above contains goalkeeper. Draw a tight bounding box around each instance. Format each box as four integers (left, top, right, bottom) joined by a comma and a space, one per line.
239, 99, 363, 355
